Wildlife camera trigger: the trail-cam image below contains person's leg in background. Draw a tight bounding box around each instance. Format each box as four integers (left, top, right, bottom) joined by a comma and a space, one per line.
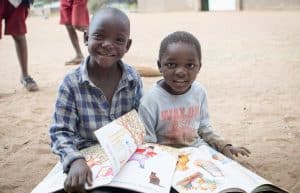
65, 24, 84, 64
12, 34, 38, 91
60, 0, 89, 65
2, 1, 38, 91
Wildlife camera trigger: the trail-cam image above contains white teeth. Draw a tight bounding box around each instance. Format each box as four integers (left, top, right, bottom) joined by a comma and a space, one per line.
175, 80, 185, 83
101, 53, 114, 57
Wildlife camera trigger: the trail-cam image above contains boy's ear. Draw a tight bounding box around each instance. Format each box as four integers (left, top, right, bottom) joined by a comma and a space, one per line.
84, 30, 88, 46
157, 60, 162, 73
125, 39, 132, 52
198, 62, 202, 72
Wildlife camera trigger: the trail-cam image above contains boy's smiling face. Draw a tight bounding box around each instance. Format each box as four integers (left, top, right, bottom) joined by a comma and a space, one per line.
85, 12, 131, 68
158, 42, 201, 95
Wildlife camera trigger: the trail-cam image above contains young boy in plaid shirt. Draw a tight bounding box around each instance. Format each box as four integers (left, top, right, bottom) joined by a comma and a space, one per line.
50, 7, 143, 193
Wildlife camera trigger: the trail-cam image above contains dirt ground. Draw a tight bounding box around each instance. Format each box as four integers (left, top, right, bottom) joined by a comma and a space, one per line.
0, 11, 299, 193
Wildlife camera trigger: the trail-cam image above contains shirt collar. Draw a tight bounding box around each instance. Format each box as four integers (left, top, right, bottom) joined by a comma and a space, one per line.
78, 56, 136, 89
79, 57, 95, 86
8, 0, 22, 7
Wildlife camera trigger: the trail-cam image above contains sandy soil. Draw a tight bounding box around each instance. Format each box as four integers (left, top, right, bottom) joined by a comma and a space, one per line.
0, 11, 299, 193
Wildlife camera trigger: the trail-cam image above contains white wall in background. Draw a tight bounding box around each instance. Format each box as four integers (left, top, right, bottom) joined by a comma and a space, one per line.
209, 0, 237, 11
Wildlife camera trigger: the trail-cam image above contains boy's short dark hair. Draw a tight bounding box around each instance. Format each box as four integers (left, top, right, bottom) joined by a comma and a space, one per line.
159, 31, 202, 64
91, 7, 130, 29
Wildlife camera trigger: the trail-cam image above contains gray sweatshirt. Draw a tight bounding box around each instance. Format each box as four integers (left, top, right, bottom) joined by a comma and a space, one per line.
139, 82, 230, 152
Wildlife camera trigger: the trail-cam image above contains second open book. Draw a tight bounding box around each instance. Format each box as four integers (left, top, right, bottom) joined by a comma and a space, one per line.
31, 110, 287, 193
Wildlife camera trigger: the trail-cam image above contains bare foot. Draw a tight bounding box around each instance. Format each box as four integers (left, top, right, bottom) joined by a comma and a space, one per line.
65, 57, 83, 65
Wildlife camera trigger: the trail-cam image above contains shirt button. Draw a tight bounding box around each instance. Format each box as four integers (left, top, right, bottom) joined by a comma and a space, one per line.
110, 115, 115, 120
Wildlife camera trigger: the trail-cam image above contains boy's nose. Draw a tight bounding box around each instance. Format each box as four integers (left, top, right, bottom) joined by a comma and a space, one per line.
102, 40, 113, 49
175, 67, 186, 77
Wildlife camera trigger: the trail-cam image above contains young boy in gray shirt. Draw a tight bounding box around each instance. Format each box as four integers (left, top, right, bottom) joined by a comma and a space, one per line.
139, 31, 250, 159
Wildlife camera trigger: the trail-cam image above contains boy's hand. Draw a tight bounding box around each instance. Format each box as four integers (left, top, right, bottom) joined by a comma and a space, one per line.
222, 145, 251, 159
64, 158, 93, 193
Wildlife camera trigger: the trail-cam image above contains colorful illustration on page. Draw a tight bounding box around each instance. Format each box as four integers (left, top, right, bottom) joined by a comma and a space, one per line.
118, 110, 145, 145
81, 145, 109, 164
176, 172, 217, 191
85, 154, 114, 179
80, 145, 113, 178
95, 165, 113, 179
149, 171, 164, 187
208, 148, 230, 164
128, 145, 158, 169
176, 153, 190, 171
194, 160, 224, 177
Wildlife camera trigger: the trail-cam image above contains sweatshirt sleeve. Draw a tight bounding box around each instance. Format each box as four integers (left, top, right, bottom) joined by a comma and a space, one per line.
138, 100, 158, 144
198, 90, 231, 152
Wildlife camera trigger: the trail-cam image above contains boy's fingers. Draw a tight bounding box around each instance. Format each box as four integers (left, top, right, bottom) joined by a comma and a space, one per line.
233, 150, 238, 157
244, 150, 250, 156
242, 147, 251, 154
228, 153, 234, 159
78, 174, 85, 188
238, 147, 250, 157
78, 188, 87, 193
70, 175, 78, 189
240, 151, 248, 157
87, 170, 93, 186
224, 149, 234, 159
64, 176, 71, 192
72, 175, 85, 193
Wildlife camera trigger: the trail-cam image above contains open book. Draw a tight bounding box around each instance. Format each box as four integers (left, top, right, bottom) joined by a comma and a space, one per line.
172, 145, 287, 193
31, 110, 178, 193
31, 110, 288, 193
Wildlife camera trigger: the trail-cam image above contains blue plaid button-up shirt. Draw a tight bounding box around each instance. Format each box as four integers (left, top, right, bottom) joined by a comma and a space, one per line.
49, 57, 143, 172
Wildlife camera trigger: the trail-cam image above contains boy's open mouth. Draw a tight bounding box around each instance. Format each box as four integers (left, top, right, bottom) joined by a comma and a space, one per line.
99, 52, 116, 57
172, 80, 190, 88
173, 80, 188, 83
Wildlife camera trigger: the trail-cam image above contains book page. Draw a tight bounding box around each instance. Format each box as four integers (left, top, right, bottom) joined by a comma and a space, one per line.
94, 110, 145, 175
107, 144, 178, 193
31, 145, 112, 193
31, 162, 66, 193
80, 145, 114, 189
32, 110, 145, 193
172, 145, 275, 193
94, 111, 178, 193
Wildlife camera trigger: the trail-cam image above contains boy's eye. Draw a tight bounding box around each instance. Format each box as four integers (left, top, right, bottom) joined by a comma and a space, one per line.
116, 37, 126, 44
93, 33, 104, 40
165, 63, 176, 68
186, 63, 195, 69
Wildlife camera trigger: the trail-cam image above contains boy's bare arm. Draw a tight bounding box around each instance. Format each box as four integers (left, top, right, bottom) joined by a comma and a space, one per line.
198, 126, 230, 152
199, 127, 251, 158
